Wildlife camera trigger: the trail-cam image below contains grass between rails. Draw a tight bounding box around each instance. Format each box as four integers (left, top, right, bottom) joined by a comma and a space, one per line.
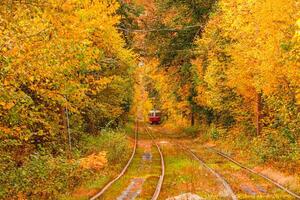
148, 124, 300, 199
175, 124, 300, 198
100, 128, 161, 200
186, 143, 294, 200
190, 124, 300, 172
188, 125, 300, 198
158, 142, 226, 200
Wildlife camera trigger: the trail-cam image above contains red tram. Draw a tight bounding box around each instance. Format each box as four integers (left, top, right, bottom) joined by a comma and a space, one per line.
149, 110, 161, 125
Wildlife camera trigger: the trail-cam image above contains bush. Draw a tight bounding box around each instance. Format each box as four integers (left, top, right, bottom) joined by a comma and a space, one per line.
252, 128, 300, 163
241, 120, 256, 136
183, 126, 200, 138
207, 124, 227, 140
0, 153, 80, 199
80, 129, 131, 164
0, 129, 131, 199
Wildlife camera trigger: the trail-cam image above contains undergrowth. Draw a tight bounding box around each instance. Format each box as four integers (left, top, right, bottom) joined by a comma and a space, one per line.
0, 129, 131, 199
198, 123, 300, 169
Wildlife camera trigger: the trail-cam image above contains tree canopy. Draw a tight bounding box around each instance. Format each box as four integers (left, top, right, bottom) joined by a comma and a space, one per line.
0, 0, 135, 150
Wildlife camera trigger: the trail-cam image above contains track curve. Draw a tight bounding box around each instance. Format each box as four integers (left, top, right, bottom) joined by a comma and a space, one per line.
90, 120, 138, 200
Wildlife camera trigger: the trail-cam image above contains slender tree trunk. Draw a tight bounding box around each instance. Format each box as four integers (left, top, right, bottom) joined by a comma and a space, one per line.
60, 107, 68, 136
256, 92, 262, 135
65, 106, 72, 151
191, 111, 195, 126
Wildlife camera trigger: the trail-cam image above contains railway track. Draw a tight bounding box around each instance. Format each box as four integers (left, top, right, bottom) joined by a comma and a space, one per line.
205, 147, 300, 199
90, 122, 165, 200
90, 121, 138, 200
145, 126, 236, 200
145, 126, 165, 200
90, 121, 299, 200
174, 142, 238, 200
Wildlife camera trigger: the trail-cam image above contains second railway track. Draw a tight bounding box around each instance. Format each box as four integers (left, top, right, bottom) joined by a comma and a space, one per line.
90, 122, 299, 200
174, 142, 238, 200
205, 146, 300, 199
146, 126, 237, 200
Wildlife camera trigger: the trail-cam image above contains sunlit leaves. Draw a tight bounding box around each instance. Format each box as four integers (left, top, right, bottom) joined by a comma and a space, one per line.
0, 0, 135, 142
194, 0, 299, 136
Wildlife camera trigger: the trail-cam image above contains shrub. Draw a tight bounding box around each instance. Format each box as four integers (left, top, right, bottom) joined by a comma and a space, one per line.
207, 124, 226, 140
0, 129, 131, 199
80, 129, 130, 164
0, 153, 80, 199
183, 126, 200, 138
252, 128, 300, 163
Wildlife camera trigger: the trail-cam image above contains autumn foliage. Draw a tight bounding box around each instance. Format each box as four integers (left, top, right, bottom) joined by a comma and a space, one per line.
0, 0, 299, 198
194, 0, 299, 160
140, 0, 299, 164
0, 0, 135, 144
0, 0, 135, 198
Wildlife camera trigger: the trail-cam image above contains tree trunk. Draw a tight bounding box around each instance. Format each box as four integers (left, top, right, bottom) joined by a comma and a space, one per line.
256, 92, 262, 135
191, 111, 195, 126
60, 106, 68, 137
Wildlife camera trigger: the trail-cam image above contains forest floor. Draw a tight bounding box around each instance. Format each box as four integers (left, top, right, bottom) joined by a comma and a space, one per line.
73, 122, 300, 200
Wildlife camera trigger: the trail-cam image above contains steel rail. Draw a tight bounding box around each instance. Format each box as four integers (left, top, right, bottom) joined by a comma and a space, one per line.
145, 126, 165, 200
206, 147, 300, 199
90, 120, 138, 200
175, 143, 238, 200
